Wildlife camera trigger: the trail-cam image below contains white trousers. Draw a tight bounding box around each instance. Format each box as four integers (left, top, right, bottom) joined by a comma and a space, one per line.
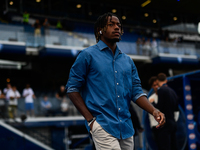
90, 121, 134, 150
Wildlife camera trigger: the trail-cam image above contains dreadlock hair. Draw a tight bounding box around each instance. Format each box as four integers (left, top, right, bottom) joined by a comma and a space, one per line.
94, 12, 124, 43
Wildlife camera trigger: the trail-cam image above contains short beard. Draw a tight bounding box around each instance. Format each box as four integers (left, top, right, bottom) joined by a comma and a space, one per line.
108, 38, 120, 43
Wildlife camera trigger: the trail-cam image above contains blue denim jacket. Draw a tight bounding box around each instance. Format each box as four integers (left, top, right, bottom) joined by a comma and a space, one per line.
66, 40, 146, 139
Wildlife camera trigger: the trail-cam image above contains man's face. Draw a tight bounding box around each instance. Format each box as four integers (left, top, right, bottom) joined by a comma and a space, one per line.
60, 86, 65, 92
12, 86, 16, 91
158, 80, 167, 87
44, 96, 48, 101
101, 16, 121, 43
26, 84, 30, 88
7, 84, 11, 89
152, 80, 158, 93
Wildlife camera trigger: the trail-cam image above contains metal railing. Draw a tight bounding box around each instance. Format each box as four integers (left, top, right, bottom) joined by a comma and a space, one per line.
0, 24, 199, 57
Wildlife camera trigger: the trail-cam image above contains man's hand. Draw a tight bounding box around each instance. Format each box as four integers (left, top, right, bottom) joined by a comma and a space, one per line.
135, 96, 165, 129
153, 109, 166, 129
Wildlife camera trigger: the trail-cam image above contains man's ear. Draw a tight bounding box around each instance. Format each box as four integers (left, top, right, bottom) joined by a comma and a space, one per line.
97, 28, 101, 33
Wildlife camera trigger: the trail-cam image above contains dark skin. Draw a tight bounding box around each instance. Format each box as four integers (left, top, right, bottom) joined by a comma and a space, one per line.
68, 16, 165, 130
100, 16, 121, 54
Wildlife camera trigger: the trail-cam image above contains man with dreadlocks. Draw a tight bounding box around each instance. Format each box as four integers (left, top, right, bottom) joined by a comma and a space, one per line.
66, 12, 165, 150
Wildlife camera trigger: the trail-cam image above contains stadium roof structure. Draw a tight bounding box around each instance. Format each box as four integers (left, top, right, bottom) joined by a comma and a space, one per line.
105, 0, 200, 14
3, 0, 200, 28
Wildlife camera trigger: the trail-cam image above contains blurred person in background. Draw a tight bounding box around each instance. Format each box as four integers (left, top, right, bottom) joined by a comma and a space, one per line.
151, 38, 158, 56
148, 76, 160, 142
148, 75, 179, 149
0, 88, 6, 119
41, 95, 52, 116
7, 85, 21, 119
22, 11, 29, 24
3, 83, 12, 96
43, 18, 50, 35
66, 12, 165, 150
23, 84, 36, 117
148, 76, 159, 103
136, 37, 142, 55
141, 37, 146, 55
56, 85, 69, 115
129, 103, 144, 150
56, 20, 63, 30
143, 38, 151, 56
33, 19, 41, 37
141, 37, 146, 45
129, 103, 144, 136
56, 85, 67, 100
60, 98, 69, 116
152, 73, 179, 150
3, 83, 12, 119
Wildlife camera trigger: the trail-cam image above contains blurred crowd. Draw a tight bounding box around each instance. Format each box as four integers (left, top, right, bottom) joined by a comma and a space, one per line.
22, 11, 67, 37
136, 37, 158, 56
0, 83, 74, 120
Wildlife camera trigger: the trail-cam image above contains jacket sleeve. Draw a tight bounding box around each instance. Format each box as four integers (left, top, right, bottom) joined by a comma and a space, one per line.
131, 60, 147, 102
66, 50, 91, 93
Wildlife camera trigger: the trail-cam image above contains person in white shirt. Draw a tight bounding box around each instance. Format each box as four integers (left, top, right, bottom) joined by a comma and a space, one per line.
148, 77, 160, 129
7, 85, 21, 119
60, 98, 69, 116
3, 83, 12, 94
151, 38, 158, 56
3, 83, 12, 119
0, 89, 6, 119
22, 84, 36, 117
143, 38, 151, 56
4, 83, 12, 101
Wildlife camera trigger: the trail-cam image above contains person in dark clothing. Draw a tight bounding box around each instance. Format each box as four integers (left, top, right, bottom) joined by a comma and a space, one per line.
0, 89, 6, 119
153, 73, 179, 150
129, 104, 144, 150
55, 85, 69, 115
56, 85, 66, 100
129, 104, 144, 136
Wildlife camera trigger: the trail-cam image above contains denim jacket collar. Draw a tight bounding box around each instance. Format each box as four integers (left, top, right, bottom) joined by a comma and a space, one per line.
97, 40, 122, 54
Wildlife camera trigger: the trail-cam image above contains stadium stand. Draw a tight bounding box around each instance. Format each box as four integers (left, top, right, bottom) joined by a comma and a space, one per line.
1, 0, 200, 149
0, 22, 199, 57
